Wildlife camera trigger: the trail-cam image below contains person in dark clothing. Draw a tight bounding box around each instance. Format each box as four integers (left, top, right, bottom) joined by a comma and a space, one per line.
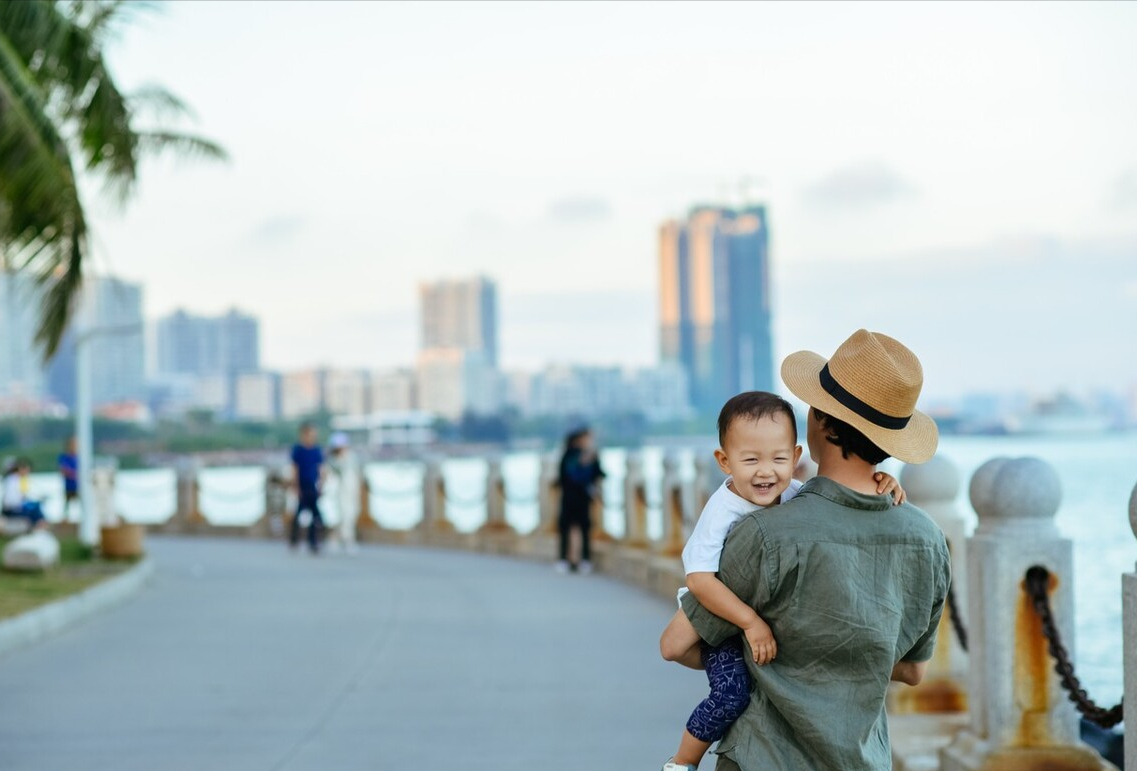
290, 423, 326, 554
556, 427, 605, 574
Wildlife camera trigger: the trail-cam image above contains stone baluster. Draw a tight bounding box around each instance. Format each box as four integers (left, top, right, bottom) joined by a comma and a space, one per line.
893, 455, 968, 714
623, 452, 649, 548
355, 474, 381, 539
941, 457, 1108, 770
260, 463, 289, 538
417, 457, 453, 533
538, 453, 560, 535
657, 452, 687, 557
1125, 483, 1136, 771
478, 457, 514, 534
91, 466, 117, 527
176, 457, 203, 530
692, 454, 724, 516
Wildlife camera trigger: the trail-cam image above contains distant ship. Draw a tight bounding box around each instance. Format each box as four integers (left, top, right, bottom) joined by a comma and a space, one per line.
1003, 395, 1113, 436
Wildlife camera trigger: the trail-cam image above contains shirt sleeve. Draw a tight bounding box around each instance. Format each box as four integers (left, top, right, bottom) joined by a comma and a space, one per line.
681, 514, 766, 646
901, 542, 952, 662
681, 503, 736, 574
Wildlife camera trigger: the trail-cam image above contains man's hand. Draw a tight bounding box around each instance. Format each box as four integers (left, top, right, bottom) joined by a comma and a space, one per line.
874, 471, 906, 505
743, 617, 777, 665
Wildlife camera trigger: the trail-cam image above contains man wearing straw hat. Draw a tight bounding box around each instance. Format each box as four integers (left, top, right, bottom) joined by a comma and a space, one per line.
678, 330, 951, 771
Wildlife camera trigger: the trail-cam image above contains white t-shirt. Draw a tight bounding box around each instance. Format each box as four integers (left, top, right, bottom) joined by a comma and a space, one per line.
2, 474, 23, 511
681, 477, 804, 575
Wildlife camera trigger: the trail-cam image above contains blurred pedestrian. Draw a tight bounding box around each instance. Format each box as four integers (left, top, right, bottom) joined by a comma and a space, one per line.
556, 426, 605, 574
2, 458, 47, 530
289, 423, 325, 554
58, 436, 79, 522
326, 431, 361, 554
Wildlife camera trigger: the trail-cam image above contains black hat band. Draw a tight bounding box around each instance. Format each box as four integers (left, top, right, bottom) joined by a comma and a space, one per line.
819, 364, 912, 430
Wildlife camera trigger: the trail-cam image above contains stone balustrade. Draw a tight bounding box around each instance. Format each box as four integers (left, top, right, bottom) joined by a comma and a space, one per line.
84, 450, 1130, 771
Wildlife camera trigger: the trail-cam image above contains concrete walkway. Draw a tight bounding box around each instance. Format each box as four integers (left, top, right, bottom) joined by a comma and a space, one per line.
0, 536, 704, 771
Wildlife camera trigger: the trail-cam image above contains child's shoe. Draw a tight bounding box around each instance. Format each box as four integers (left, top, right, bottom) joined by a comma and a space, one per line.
661, 759, 696, 771
578, 560, 593, 575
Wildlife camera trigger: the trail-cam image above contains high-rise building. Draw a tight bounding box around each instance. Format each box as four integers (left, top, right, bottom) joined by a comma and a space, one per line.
0, 270, 48, 403
659, 205, 773, 414
46, 275, 146, 409
419, 276, 498, 366
155, 308, 260, 378
416, 348, 500, 420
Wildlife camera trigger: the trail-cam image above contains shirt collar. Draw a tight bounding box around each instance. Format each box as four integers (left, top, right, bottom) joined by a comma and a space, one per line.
798, 476, 894, 511
720, 477, 800, 512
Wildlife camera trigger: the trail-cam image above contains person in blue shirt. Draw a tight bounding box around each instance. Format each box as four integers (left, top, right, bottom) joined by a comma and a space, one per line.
58, 437, 79, 522
290, 423, 326, 554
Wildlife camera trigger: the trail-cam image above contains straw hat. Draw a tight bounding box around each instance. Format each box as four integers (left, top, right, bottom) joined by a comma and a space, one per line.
781, 329, 938, 463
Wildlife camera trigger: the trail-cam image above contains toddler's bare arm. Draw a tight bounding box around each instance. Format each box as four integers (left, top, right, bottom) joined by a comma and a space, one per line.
687, 572, 777, 665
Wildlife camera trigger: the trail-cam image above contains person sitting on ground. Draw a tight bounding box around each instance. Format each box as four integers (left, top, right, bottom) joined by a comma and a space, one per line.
658, 391, 905, 771
2, 458, 48, 530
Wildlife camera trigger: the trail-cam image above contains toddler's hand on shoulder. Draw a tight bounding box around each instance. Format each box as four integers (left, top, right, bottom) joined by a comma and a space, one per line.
874, 472, 906, 505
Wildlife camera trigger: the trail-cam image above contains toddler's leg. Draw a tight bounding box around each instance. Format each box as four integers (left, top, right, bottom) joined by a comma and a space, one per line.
676, 638, 751, 765
660, 609, 704, 669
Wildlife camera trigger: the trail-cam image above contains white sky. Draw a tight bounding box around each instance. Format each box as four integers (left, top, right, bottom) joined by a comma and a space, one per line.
86, 1, 1137, 400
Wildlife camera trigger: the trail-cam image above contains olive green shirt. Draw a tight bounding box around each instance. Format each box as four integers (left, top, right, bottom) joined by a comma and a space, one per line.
681, 476, 950, 771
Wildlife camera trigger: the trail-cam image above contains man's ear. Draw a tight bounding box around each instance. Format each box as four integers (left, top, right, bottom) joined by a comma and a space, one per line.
713, 448, 731, 476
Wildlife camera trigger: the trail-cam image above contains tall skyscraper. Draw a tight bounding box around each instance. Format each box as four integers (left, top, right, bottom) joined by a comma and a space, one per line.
0, 270, 48, 402
155, 308, 260, 378
659, 205, 773, 414
419, 276, 498, 366
46, 275, 146, 409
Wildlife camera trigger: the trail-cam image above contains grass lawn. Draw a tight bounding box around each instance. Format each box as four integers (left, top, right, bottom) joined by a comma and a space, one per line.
0, 533, 138, 621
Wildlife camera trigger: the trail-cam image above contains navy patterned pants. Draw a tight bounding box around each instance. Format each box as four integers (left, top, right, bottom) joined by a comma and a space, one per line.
685, 636, 751, 743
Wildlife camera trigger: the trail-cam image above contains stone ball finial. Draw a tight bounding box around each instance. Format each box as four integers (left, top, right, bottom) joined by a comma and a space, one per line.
972, 457, 1061, 522
969, 457, 1009, 521
900, 455, 960, 504
662, 452, 679, 473
1129, 481, 1137, 541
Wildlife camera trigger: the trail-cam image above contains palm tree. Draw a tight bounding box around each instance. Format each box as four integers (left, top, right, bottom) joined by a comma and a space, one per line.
0, 0, 226, 359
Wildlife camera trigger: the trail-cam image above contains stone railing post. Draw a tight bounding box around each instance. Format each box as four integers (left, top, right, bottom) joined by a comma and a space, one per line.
941, 457, 1109, 770
261, 464, 289, 538
92, 465, 117, 526
478, 457, 515, 535
623, 452, 649, 548
355, 475, 382, 538
417, 457, 453, 534
175, 457, 203, 529
657, 452, 687, 557
1125, 483, 1137, 771
692, 454, 723, 516
538, 453, 560, 535
893, 455, 968, 714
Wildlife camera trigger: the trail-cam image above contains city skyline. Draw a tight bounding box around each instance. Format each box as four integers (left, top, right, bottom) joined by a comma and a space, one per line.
60, 1, 1137, 400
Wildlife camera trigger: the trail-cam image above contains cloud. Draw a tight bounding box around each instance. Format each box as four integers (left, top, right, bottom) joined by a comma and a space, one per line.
546, 196, 613, 224
803, 162, 917, 210
247, 214, 306, 247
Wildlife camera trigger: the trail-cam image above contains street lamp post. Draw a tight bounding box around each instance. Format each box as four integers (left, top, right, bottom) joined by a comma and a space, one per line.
74, 322, 142, 548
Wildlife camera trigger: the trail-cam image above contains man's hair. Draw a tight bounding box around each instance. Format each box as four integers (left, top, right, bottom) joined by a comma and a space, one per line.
814, 409, 890, 464
717, 392, 797, 447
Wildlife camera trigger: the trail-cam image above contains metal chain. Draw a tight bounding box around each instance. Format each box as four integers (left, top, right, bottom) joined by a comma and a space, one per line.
946, 580, 968, 652
1023, 566, 1123, 729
